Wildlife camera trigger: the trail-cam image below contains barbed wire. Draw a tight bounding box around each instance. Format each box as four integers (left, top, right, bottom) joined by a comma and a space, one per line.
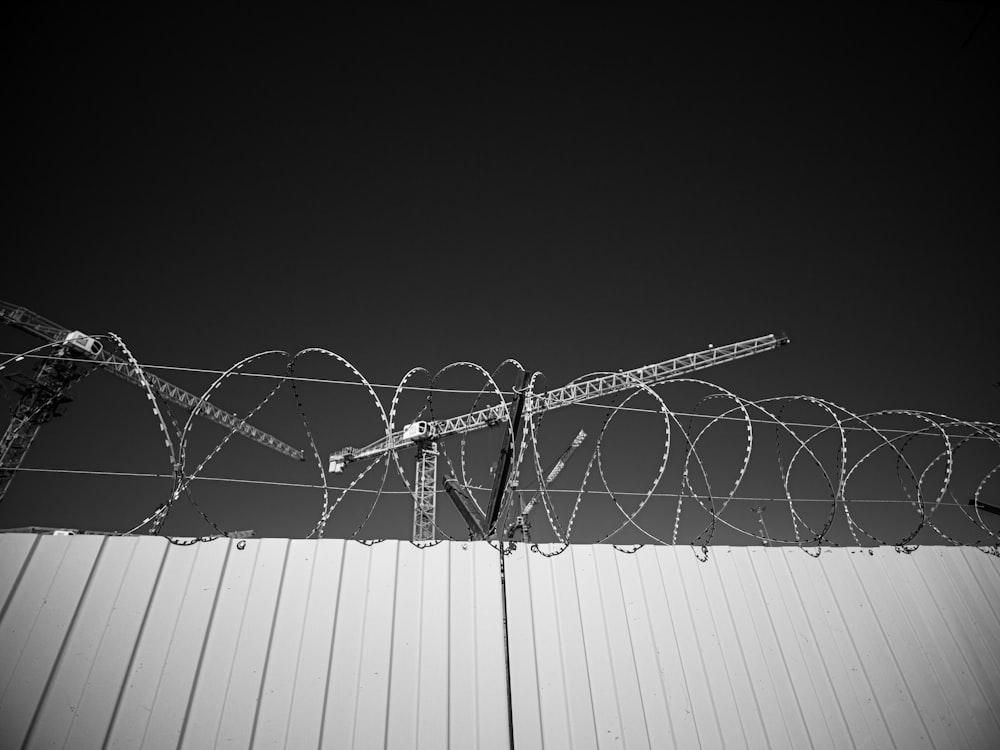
1, 336, 997, 556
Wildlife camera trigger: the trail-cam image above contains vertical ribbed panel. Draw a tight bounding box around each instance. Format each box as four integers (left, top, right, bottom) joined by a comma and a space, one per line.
1, 534, 998, 749
0, 535, 509, 750
507, 544, 1000, 750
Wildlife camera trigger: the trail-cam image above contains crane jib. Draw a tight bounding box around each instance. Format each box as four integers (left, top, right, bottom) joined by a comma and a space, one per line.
332, 333, 786, 466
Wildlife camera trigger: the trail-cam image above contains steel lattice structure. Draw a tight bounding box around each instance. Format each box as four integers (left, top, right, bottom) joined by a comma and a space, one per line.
0, 353, 85, 501
413, 443, 439, 543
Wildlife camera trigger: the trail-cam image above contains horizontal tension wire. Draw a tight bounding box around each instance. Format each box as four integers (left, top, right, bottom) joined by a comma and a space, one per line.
7, 466, 975, 505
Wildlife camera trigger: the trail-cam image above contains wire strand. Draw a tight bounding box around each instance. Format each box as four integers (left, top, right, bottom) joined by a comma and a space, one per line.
7, 465, 989, 505
0, 350, 518, 395
4, 350, 996, 438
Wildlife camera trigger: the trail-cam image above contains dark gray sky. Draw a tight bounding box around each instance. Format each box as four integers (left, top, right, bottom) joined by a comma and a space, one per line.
4, 4, 998, 544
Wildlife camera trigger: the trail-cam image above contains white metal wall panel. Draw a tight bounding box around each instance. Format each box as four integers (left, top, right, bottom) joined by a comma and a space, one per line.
506, 544, 1000, 750
0, 535, 510, 750
0, 534, 104, 747
1, 534, 998, 749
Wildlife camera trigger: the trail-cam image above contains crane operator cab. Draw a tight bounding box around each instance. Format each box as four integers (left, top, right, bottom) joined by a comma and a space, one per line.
63, 331, 103, 358
402, 421, 432, 441
329, 449, 353, 474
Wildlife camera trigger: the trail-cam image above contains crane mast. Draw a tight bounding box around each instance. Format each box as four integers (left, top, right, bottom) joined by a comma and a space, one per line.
0, 349, 85, 502
330, 332, 789, 541
1, 301, 304, 502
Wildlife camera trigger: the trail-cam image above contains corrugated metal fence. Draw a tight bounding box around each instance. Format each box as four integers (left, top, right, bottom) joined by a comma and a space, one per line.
1, 534, 998, 748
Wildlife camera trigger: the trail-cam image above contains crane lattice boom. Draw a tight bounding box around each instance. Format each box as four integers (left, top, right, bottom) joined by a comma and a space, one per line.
330, 333, 787, 472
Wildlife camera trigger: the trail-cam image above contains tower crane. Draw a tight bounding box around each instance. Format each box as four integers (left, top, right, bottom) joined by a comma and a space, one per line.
1, 301, 304, 502
329, 332, 789, 542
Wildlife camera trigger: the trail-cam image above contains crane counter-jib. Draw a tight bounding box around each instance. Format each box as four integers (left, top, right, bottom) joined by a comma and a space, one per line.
329, 332, 787, 472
